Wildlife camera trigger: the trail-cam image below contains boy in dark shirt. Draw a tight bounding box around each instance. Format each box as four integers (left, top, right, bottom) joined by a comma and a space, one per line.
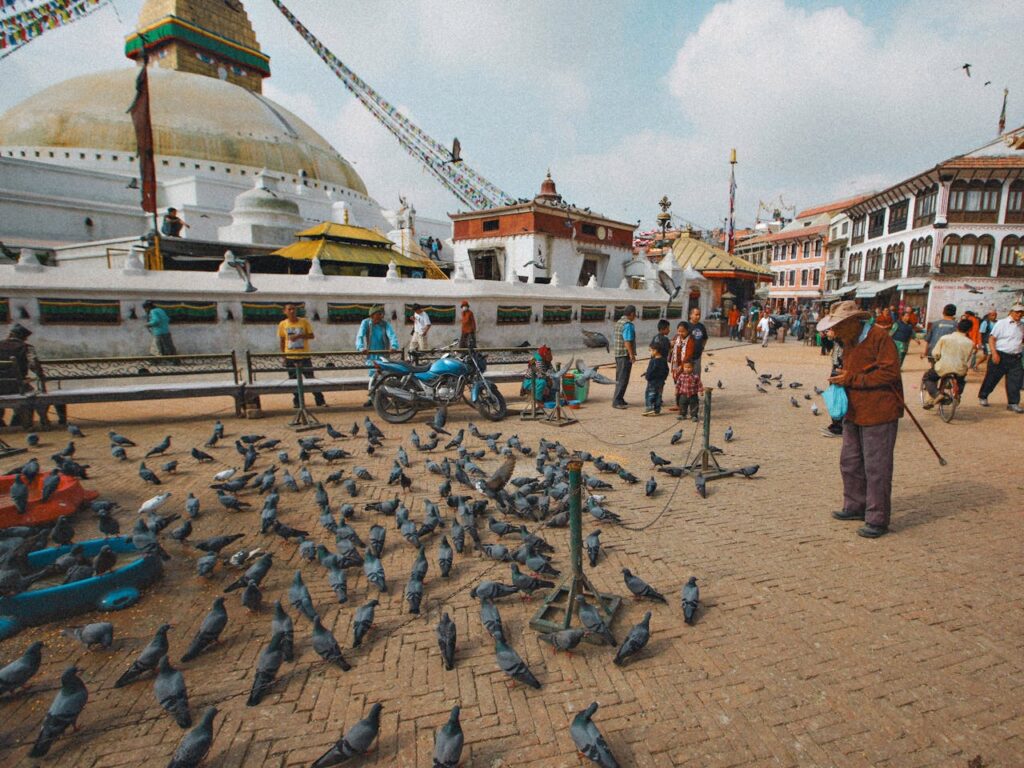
642, 342, 669, 416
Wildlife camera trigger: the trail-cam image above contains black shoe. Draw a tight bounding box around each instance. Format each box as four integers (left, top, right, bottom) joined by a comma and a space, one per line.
314, 397, 327, 407
832, 509, 865, 521
857, 524, 888, 538
612, 402, 628, 410
363, 399, 373, 408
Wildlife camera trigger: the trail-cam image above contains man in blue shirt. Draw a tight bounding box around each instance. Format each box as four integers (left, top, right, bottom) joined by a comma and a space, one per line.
611, 305, 637, 409
143, 301, 177, 356
356, 305, 400, 407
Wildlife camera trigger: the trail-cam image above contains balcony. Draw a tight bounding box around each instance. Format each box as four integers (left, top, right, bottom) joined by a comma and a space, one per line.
939, 263, 993, 277
881, 267, 902, 280
906, 264, 931, 277
826, 258, 843, 274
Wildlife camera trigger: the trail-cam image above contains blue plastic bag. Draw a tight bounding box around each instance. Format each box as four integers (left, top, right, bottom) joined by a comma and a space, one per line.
822, 384, 848, 420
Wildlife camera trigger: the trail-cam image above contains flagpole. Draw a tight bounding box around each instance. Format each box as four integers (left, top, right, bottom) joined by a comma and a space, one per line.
998, 88, 1008, 136
727, 148, 737, 254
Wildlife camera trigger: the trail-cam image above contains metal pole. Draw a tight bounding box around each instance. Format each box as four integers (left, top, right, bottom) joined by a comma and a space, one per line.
568, 459, 583, 578
701, 390, 712, 473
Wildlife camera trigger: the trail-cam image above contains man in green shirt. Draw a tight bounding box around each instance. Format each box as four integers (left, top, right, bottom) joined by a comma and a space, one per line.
143, 301, 177, 356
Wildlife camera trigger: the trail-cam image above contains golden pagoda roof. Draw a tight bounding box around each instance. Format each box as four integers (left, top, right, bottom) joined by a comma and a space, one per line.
671, 235, 772, 280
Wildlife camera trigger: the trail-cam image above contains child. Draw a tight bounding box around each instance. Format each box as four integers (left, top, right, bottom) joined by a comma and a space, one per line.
676, 360, 704, 421
642, 342, 669, 416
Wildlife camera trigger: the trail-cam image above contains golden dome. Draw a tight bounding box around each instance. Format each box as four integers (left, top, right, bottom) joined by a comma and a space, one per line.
0, 66, 367, 194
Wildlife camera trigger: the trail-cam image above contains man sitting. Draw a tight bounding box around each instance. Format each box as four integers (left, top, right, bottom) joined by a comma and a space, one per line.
922, 318, 973, 409
522, 345, 556, 403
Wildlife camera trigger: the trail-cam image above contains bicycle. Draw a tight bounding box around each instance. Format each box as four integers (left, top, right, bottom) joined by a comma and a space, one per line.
919, 369, 960, 423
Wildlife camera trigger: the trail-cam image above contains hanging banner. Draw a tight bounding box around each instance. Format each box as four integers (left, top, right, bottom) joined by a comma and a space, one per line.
128, 58, 157, 214
0, 0, 106, 59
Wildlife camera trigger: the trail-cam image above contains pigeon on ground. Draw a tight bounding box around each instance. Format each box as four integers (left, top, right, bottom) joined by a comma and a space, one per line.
510, 563, 554, 597
241, 582, 262, 612
311, 703, 382, 767
585, 530, 602, 567
736, 465, 760, 478
9, 474, 29, 515
614, 612, 651, 666
326, 563, 348, 604
438, 536, 453, 577
62, 621, 114, 650
145, 436, 171, 458
695, 473, 707, 498
288, 570, 317, 621
363, 552, 388, 593
167, 705, 217, 768
405, 575, 424, 614
494, 639, 541, 688
181, 598, 227, 663
470, 580, 519, 600
170, 519, 192, 542
622, 569, 667, 603
162, 460, 179, 474
437, 613, 456, 671
193, 533, 243, 554
682, 576, 700, 624
480, 599, 506, 642
247, 633, 284, 706
432, 705, 464, 768
645, 477, 657, 497
790, 396, 800, 408
670, 430, 683, 445
352, 599, 378, 648
576, 595, 616, 645
0, 641, 43, 696
223, 553, 272, 592
28, 666, 88, 757
537, 628, 587, 654
154, 655, 191, 728
196, 553, 217, 578
311, 615, 351, 671
724, 426, 734, 442
271, 600, 295, 662
571, 701, 620, 768
115, 624, 170, 687
649, 451, 670, 467
109, 431, 136, 446
811, 403, 820, 415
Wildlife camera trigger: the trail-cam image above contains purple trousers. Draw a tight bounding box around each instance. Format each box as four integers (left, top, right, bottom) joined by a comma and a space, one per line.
839, 420, 899, 528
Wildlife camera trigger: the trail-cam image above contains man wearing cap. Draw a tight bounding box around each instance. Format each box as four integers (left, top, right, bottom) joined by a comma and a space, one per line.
820, 300, 904, 539
278, 303, 326, 408
0, 324, 44, 428
356, 305, 400, 407
160, 207, 189, 238
459, 301, 477, 349
978, 302, 1024, 413
409, 303, 432, 353
611, 305, 637, 409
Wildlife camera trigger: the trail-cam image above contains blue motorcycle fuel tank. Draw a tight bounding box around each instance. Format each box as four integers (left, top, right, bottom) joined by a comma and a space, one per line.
415, 357, 468, 381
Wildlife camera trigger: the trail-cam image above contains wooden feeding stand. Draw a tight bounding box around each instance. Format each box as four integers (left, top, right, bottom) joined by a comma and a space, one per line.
529, 458, 620, 641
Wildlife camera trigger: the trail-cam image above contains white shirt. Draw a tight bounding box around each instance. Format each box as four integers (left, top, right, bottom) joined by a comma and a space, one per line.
989, 316, 1023, 354
413, 311, 432, 335
757, 317, 770, 332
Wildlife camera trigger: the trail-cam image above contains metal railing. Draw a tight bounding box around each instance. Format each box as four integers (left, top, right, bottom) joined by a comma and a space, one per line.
38, 352, 239, 389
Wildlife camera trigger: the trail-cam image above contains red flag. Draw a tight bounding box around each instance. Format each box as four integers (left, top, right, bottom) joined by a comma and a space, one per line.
128, 62, 157, 213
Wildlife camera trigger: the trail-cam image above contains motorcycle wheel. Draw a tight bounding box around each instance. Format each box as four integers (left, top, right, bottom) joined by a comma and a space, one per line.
373, 384, 418, 423
475, 386, 507, 421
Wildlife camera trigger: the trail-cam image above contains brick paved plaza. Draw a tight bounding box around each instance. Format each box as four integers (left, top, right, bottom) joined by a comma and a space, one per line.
1, 339, 1021, 767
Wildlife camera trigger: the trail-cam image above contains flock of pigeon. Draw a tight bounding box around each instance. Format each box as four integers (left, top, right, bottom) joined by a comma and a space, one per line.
1, 407, 709, 767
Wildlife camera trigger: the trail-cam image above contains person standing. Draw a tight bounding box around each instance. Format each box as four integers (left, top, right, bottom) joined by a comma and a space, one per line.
611, 305, 637, 409
459, 300, 477, 349
278, 303, 326, 408
687, 308, 708, 375
747, 305, 760, 343
408, 304, 432, 354
675, 360, 704, 421
820, 301, 904, 539
641, 342, 669, 416
651, 319, 671, 358
890, 309, 915, 367
356, 305, 400, 407
977, 302, 1024, 412
923, 303, 957, 359
727, 305, 740, 341
143, 301, 177, 357
978, 308, 998, 367
757, 312, 772, 347
160, 207, 189, 237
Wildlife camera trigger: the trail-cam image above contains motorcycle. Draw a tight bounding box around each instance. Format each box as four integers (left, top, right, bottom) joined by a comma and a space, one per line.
369, 345, 508, 423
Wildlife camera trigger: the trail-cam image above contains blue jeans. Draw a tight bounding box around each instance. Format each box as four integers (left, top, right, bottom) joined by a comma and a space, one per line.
645, 379, 666, 412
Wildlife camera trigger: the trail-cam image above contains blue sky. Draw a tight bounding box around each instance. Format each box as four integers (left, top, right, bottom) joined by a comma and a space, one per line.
2, 0, 1022, 229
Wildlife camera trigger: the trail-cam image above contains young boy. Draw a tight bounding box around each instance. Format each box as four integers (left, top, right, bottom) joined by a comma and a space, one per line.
676, 360, 704, 421
642, 342, 669, 416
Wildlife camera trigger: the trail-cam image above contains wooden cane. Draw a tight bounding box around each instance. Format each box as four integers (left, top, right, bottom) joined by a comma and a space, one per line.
889, 385, 947, 466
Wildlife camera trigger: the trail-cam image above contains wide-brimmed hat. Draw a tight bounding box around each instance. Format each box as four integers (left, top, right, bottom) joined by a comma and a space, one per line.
817, 300, 870, 332
1010, 302, 1024, 312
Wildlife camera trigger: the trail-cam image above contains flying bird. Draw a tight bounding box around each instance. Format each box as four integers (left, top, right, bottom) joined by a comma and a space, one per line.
962, 63, 971, 77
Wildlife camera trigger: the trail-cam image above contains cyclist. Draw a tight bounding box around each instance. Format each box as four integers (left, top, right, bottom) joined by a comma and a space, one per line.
922, 318, 973, 409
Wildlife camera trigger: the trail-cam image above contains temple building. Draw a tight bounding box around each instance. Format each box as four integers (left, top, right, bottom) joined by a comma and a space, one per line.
0, 0, 448, 256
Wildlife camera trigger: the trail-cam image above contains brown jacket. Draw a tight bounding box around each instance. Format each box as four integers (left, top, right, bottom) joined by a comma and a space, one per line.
842, 324, 904, 426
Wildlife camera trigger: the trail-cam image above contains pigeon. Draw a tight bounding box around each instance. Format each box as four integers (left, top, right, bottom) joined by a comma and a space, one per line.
695, 473, 707, 498
240, 582, 262, 612
115, 624, 170, 687
736, 464, 760, 478
162, 460, 179, 474
479, 599, 506, 642
790, 396, 800, 408
191, 447, 214, 463
571, 702, 620, 768
645, 477, 657, 497
326, 564, 348, 604
247, 633, 284, 706
682, 576, 700, 624
811, 403, 820, 415
311, 703, 382, 767
724, 426, 733, 442
311, 615, 351, 671
716, 380, 723, 389
167, 706, 217, 768
538, 628, 587, 654
438, 536, 453, 577
432, 705, 464, 768
109, 431, 137, 446
649, 451, 671, 467
614, 611, 651, 666
479, 455, 515, 494
576, 595, 616, 645
288, 569, 315, 622
368, 524, 386, 559
27, 432, 40, 446
437, 613, 456, 671
145, 436, 172, 458
193, 533, 243, 554
223, 553, 272, 592
28, 666, 88, 757
271, 600, 295, 662
745, 357, 757, 373
670, 430, 683, 446
481, 543, 512, 562
510, 563, 554, 596
62, 621, 114, 650
411, 546, 429, 581
494, 639, 541, 688
170, 519, 193, 542
405, 575, 424, 614
137, 462, 161, 484
789, 382, 803, 389
9, 474, 28, 515
352, 599, 378, 648
470, 580, 519, 600
196, 553, 217, 578
0, 640, 43, 696
363, 551, 388, 593
622, 569, 667, 603
181, 598, 227, 662
585, 530, 602, 567
154, 655, 192, 728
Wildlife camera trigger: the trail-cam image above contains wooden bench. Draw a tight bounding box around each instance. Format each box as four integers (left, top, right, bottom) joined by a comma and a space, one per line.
34, 353, 243, 424
243, 349, 402, 407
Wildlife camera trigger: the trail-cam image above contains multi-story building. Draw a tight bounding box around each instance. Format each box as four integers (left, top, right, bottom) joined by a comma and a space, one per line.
824, 209, 857, 297
762, 195, 872, 309
840, 127, 1024, 321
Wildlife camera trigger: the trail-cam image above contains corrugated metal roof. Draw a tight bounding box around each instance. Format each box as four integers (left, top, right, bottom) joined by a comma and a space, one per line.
670, 236, 772, 278
294, 222, 394, 244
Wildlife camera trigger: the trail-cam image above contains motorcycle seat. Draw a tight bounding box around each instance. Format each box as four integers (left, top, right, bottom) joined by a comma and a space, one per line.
386, 362, 434, 374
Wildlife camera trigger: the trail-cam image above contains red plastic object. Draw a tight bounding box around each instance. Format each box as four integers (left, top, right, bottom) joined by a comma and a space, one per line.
0, 474, 99, 529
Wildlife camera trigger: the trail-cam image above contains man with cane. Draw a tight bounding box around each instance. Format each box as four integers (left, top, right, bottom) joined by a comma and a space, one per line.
819, 301, 904, 539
